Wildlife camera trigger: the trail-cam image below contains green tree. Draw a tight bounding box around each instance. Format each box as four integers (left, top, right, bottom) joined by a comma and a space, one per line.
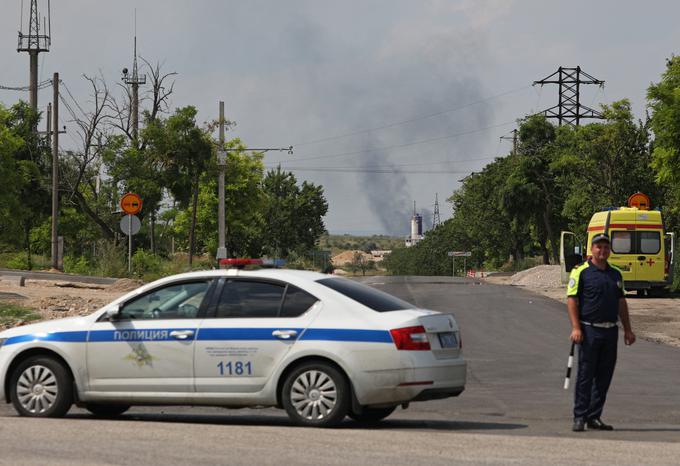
145, 106, 213, 265
261, 167, 328, 258
648, 57, 680, 231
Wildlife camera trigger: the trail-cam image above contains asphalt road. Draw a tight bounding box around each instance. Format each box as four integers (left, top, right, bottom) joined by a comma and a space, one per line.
1, 276, 679, 465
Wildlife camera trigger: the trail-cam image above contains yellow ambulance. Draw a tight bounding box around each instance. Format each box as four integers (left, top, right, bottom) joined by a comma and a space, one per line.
560, 193, 675, 296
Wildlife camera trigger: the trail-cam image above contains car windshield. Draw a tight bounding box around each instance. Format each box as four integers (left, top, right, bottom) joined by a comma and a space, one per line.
316, 277, 415, 312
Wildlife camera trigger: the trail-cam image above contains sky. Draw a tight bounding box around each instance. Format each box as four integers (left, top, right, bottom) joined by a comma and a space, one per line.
2, 0, 680, 236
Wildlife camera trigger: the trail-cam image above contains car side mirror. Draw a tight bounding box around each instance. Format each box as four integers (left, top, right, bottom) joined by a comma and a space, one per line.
106, 304, 122, 320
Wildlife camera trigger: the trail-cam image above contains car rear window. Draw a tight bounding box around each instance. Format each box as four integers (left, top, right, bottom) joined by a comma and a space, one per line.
316, 277, 414, 312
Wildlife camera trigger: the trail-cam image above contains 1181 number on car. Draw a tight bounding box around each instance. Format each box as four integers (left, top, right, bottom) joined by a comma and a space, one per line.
217, 361, 253, 376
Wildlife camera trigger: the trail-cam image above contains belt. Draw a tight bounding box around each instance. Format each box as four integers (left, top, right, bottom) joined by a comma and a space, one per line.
581, 321, 618, 329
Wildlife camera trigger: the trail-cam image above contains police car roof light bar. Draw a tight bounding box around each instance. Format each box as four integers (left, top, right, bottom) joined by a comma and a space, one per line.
219, 258, 263, 269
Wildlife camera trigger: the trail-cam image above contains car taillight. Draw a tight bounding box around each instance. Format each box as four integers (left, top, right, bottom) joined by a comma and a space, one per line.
390, 326, 430, 350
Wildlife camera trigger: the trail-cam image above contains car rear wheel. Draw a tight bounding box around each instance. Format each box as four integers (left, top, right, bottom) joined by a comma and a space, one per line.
348, 406, 396, 423
282, 361, 349, 427
85, 404, 130, 418
10, 356, 73, 418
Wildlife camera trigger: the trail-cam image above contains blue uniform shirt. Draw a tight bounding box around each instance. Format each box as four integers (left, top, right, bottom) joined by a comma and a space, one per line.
566, 260, 624, 323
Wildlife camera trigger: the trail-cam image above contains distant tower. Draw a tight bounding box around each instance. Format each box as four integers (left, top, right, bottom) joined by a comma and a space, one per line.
433, 193, 441, 228
122, 18, 146, 142
17, 0, 51, 114
405, 201, 424, 247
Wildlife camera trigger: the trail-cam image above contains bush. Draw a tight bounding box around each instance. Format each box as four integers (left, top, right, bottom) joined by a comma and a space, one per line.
63, 256, 91, 275
93, 241, 128, 278
5, 252, 29, 270
132, 249, 163, 278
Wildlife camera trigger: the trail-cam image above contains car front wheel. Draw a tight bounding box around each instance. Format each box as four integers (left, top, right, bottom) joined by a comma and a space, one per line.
282, 361, 349, 427
10, 356, 73, 418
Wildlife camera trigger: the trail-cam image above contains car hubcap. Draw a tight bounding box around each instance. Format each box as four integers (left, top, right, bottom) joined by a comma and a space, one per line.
16, 365, 58, 414
290, 370, 337, 420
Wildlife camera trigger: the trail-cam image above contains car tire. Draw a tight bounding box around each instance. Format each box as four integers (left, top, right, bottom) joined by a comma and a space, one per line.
348, 406, 396, 424
9, 356, 73, 418
282, 361, 349, 427
85, 404, 130, 418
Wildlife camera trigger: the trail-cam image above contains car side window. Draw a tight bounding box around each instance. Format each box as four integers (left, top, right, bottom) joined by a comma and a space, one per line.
216, 280, 286, 318
119, 281, 210, 320
280, 285, 318, 317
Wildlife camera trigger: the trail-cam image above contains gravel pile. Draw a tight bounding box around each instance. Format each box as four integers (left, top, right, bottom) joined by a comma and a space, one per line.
36, 295, 108, 320
510, 265, 563, 288
108, 278, 145, 292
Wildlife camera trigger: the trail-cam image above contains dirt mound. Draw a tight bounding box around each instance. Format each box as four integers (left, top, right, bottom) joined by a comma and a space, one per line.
331, 250, 372, 266
510, 265, 562, 288
108, 278, 145, 292
36, 295, 108, 320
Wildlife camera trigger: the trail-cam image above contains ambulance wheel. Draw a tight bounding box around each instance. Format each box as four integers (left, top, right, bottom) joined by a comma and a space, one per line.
282, 361, 350, 427
9, 356, 73, 418
349, 406, 396, 423
85, 404, 130, 418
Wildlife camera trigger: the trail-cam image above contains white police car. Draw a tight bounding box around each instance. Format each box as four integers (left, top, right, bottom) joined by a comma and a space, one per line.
0, 266, 465, 426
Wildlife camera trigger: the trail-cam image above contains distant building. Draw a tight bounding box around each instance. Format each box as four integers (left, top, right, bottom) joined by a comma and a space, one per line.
405, 201, 424, 247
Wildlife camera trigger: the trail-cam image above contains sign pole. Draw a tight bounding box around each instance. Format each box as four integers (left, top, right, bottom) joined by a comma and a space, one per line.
128, 214, 132, 274
452, 256, 455, 277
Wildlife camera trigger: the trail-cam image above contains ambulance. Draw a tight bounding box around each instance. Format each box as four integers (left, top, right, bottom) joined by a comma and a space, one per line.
560, 193, 675, 296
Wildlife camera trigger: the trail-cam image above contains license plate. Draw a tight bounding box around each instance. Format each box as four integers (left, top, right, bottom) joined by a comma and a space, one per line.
438, 332, 457, 348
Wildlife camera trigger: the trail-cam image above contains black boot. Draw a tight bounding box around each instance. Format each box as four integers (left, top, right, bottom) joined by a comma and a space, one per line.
572, 418, 586, 432
587, 418, 613, 430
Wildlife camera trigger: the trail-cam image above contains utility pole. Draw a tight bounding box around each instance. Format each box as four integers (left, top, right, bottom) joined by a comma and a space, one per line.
214, 106, 293, 261
122, 26, 145, 143
216, 101, 227, 261
17, 0, 51, 121
433, 193, 441, 228
533, 66, 605, 126
51, 72, 59, 270
500, 128, 518, 155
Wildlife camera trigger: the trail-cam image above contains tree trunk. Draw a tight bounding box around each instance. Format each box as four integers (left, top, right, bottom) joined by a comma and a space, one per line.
24, 221, 32, 271
188, 178, 199, 267
150, 212, 156, 255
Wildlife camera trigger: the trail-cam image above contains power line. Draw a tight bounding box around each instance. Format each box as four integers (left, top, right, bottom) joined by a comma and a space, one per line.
60, 80, 88, 118
264, 166, 469, 174
289, 120, 517, 163
0, 79, 52, 91
293, 85, 532, 147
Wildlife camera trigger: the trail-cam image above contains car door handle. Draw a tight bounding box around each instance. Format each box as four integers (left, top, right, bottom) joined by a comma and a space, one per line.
272, 329, 298, 340
637, 256, 646, 261
170, 330, 195, 340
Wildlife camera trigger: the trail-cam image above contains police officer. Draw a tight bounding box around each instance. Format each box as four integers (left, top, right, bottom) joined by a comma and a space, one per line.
566, 233, 636, 432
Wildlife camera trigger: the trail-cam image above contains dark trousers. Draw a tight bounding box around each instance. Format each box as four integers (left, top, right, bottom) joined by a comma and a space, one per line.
573, 325, 618, 421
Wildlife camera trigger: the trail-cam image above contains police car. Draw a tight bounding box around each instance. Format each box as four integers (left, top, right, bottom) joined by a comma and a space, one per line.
0, 264, 466, 427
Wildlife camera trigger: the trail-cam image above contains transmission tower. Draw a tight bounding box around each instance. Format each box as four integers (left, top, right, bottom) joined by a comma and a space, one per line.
122, 22, 146, 142
533, 66, 604, 126
433, 193, 441, 228
17, 0, 51, 114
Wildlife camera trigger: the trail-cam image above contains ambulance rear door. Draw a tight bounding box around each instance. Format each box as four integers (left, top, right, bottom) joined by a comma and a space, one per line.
635, 211, 664, 284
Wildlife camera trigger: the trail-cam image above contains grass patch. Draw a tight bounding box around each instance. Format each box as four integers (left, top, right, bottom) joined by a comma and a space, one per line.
0, 302, 41, 327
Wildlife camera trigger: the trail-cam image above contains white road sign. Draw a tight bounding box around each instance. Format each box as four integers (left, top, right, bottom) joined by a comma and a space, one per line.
120, 214, 141, 236
448, 251, 471, 257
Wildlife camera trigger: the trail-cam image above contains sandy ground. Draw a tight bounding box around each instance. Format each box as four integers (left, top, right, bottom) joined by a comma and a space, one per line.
0, 278, 141, 330
484, 266, 680, 348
